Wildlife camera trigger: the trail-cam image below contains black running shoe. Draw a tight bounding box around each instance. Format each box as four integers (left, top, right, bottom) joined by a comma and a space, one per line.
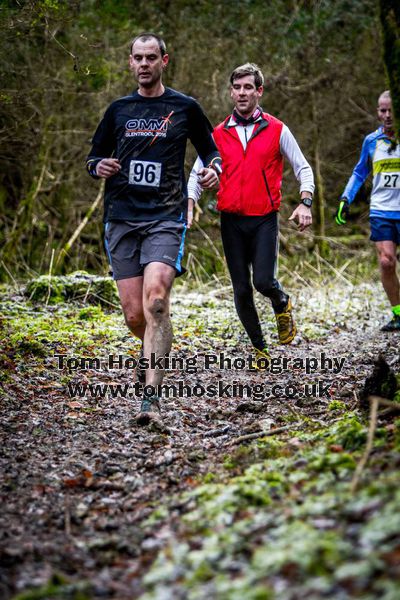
136, 394, 161, 426
381, 314, 400, 332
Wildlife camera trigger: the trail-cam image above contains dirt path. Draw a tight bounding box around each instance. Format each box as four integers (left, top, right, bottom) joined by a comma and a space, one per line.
1, 283, 399, 599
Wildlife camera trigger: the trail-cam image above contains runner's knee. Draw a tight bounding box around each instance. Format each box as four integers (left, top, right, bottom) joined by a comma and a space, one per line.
233, 283, 253, 302
123, 311, 145, 332
146, 296, 169, 320
379, 253, 396, 272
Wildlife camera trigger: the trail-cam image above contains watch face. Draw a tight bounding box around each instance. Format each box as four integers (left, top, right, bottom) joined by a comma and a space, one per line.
302, 197, 312, 207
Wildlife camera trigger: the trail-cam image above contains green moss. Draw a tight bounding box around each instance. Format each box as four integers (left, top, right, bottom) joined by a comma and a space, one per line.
213, 579, 273, 600
140, 404, 400, 598
25, 272, 118, 307
78, 306, 105, 321
15, 338, 47, 357
182, 470, 273, 530
222, 455, 237, 470
328, 400, 346, 411
11, 572, 91, 600
324, 414, 367, 451
144, 505, 169, 527
26, 276, 64, 304
252, 522, 351, 576
190, 560, 215, 583
309, 449, 356, 473
224, 439, 286, 474
1, 298, 123, 357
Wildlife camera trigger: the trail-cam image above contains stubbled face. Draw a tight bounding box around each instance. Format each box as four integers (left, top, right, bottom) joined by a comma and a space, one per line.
129, 38, 168, 89
230, 75, 263, 118
377, 97, 393, 134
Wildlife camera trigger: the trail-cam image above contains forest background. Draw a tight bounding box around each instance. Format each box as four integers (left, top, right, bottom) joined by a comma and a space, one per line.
0, 0, 391, 283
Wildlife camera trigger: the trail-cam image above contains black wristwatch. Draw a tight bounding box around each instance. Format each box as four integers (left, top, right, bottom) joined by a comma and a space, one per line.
301, 196, 313, 208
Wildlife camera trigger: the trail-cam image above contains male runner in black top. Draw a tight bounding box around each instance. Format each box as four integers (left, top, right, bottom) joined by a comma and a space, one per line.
87, 33, 221, 423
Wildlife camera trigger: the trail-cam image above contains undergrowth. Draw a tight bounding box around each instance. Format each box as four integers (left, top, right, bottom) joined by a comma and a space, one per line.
141, 413, 400, 600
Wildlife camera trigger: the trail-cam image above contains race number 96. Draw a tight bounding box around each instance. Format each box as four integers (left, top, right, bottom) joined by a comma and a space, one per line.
129, 160, 161, 187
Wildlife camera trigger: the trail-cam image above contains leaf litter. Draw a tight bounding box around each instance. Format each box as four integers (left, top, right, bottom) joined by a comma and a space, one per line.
0, 279, 399, 599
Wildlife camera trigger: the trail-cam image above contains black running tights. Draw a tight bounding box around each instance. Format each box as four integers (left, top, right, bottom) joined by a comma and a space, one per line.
220, 211, 289, 350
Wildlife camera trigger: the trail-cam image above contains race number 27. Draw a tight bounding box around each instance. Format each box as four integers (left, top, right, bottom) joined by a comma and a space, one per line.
383, 173, 399, 188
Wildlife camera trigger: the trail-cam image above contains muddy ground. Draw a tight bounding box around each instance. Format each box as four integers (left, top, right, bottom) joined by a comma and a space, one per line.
0, 281, 399, 599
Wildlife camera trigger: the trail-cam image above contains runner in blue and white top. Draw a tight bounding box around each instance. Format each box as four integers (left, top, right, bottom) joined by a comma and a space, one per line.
336, 90, 400, 331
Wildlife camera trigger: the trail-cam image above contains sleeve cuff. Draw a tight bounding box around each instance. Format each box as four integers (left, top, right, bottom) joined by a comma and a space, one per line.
86, 159, 101, 178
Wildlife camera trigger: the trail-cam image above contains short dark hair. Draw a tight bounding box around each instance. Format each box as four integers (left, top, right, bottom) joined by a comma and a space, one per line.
130, 33, 167, 57
230, 63, 264, 88
378, 90, 391, 104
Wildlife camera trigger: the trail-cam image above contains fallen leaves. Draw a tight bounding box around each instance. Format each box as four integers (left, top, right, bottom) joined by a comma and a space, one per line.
63, 469, 94, 489
1, 283, 399, 599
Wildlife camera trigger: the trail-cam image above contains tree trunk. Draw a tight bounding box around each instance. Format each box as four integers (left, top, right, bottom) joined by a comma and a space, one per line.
311, 89, 329, 257
379, 0, 400, 139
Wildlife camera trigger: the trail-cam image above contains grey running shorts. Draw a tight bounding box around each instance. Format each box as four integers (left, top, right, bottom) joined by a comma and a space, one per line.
104, 220, 187, 280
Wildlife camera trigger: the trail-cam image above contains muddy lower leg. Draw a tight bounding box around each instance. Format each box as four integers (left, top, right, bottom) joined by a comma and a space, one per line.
142, 262, 176, 390
143, 297, 173, 388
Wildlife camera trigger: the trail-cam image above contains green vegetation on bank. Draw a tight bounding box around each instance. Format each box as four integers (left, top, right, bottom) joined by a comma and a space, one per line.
141, 412, 400, 600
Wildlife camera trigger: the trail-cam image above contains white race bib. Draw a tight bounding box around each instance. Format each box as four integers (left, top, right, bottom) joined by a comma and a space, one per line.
129, 160, 161, 188
380, 173, 400, 189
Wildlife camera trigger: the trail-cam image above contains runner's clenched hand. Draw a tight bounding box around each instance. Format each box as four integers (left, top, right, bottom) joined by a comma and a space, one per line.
96, 158, 121, 178
288, 204, 312, 232
198, 167, 219, 190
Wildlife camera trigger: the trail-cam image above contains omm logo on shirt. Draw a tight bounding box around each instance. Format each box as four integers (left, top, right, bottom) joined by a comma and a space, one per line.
125, 118, 169, 138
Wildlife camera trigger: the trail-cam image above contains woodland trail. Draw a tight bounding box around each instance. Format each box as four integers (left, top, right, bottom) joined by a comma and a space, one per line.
1, 282, 399, 599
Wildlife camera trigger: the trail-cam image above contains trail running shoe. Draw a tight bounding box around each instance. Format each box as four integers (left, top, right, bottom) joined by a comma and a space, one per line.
136, 345, 146, 384
255, 347, 271, 362
249, 347, 271, 370
381, 314, 400, 332
275, 299, 297, 344
136, 394, 161, 426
